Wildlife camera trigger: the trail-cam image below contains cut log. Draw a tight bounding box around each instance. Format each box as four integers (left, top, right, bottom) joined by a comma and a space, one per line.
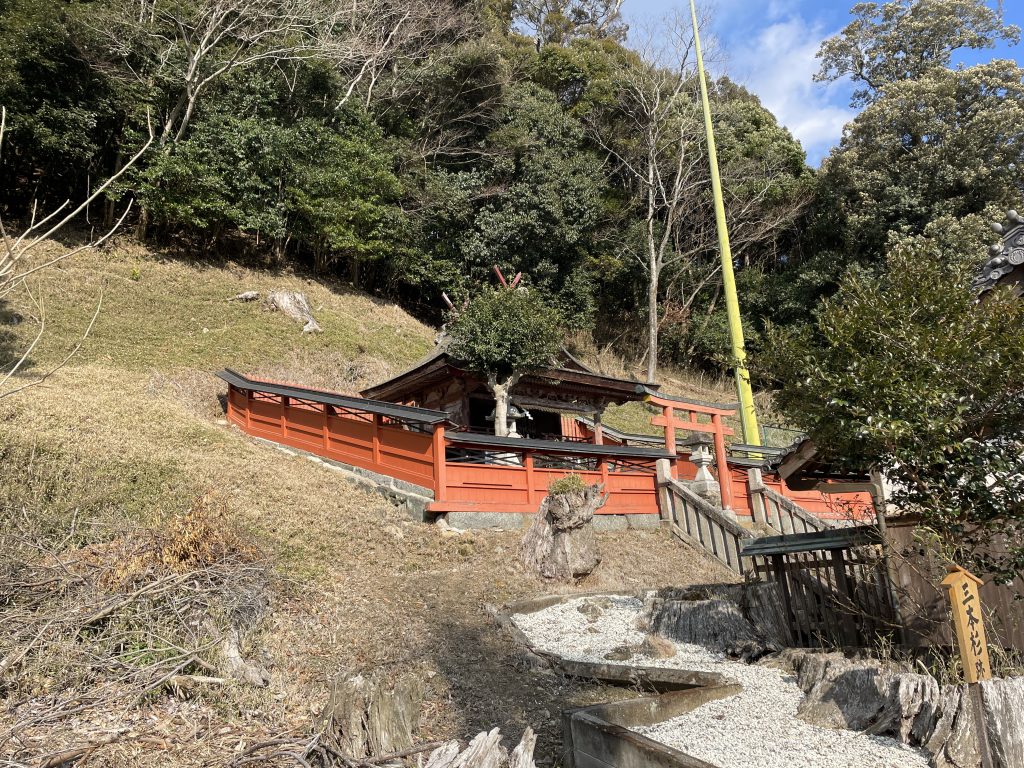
320, 671, 424, 760
424, 728, 537, 768
266, 290, 322, 333
521, 483, 604, 581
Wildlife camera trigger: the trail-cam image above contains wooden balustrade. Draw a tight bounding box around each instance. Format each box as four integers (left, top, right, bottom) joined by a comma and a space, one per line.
752, 485, 838, 535
661, 478, 758, 575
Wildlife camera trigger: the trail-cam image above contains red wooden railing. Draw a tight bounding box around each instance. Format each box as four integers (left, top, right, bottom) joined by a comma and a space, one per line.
222, 372, 439, 490
220, 371, 868, 523
433, 435, 664, 515
220, 371, 665, 516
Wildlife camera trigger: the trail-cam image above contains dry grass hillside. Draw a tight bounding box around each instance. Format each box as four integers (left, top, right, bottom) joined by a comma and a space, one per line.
0, 240, 733, 768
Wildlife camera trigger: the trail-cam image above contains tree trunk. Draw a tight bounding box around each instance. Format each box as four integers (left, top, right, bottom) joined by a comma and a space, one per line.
521, 483, 605, 580
647, 258, 659, 383
426, 728, 537, 768
646, 143, 660, 384
266, 290, 322, 333
491, 377, 511, 437
135, 206, 150, 241
320, 672, 424, 760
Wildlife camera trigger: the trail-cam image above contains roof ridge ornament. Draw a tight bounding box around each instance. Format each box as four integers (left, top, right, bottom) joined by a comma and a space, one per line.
975, 209, 1024, 296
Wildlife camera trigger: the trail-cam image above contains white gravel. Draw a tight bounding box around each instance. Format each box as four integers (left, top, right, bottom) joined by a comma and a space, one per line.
512, 596, 930, 768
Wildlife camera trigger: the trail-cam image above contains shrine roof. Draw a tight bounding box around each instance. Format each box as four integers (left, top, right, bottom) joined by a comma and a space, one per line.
976, 210, 1024, 297
360, 347, 655, 405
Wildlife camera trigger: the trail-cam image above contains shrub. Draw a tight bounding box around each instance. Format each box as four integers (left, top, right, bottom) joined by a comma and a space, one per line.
547, 473, 587, 496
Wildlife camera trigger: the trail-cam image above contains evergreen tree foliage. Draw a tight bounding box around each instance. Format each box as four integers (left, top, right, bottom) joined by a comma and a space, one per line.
447, 287, 563, 436
766, 218, 1024, 581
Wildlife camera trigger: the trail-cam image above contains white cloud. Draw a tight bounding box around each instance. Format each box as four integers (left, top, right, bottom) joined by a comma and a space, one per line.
719, 16, 855, 164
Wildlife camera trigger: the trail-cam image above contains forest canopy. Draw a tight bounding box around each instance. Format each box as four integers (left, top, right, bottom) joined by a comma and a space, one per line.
0, 0, 1019, 383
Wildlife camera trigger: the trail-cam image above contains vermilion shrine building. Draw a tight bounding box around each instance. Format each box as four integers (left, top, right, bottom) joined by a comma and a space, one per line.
218, 345, 871, 535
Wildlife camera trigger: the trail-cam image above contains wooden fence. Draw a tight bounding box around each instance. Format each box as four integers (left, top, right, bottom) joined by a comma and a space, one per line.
661, 478, 759, 576
435, 433, 664, 515
219, 370, 666, 518
886, 519, 1024, 653
744, 526, 901, 648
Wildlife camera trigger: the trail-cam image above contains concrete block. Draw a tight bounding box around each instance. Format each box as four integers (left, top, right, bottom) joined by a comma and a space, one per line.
444, 511, 533, 530
626, 514, 661, 529
591, 515, 628, 531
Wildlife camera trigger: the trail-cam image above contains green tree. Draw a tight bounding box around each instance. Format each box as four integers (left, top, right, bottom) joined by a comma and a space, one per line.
780, 0, 1024, 331
816, 0, 1020, 107
416, 82, 607, 328
819, 59, 1024, 268
447, 287, 563, 436
765, 217, 1024, 582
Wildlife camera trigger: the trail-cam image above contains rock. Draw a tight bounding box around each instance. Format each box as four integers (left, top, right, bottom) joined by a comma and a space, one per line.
384, 524, 404, 540
520, 483, 605, 581
797, 662, 891, 731
640, 635, 676, 659
980, 676, 1024, 768
577, 596, 613, 622
785, 649, 985, 768
650, 598, 773, 660
926, 684, 980, 768
266, 290, 322, 333
603, 645, 634, 662
435, 517, 463, 537
229, 290, 260, 302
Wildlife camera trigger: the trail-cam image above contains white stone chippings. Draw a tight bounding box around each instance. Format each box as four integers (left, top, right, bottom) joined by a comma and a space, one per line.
511, 596, 930, 768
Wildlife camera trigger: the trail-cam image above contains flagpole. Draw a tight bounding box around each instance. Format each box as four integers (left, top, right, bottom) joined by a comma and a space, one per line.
689, 0, 762, 447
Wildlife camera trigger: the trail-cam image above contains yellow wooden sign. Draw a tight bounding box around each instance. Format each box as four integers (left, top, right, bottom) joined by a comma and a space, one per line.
941, 565, 992, 684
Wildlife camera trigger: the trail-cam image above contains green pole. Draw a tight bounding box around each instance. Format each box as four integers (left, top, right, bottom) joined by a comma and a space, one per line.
689, 0, 761, 447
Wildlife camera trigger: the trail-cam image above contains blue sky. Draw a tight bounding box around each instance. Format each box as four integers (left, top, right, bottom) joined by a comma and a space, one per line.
622, 0, 1024, 166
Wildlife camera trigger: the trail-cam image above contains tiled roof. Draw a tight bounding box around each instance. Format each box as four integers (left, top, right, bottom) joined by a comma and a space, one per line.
975, 210, 1024, 295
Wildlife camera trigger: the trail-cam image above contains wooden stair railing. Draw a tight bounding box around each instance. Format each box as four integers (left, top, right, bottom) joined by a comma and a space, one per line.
756, 486, 838, 535
661, 479, 760, 576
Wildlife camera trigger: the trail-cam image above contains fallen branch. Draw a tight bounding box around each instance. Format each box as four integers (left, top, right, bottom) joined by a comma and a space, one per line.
35, 729, 129, 768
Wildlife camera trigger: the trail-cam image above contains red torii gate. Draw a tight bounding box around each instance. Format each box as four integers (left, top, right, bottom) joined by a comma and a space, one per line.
641, 389, 738, 511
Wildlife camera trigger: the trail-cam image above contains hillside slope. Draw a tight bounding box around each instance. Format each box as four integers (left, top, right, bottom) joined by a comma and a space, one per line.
0, 242, 732, 767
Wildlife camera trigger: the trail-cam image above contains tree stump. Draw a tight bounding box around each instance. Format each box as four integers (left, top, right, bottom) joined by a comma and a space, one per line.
266, 290, 322, 333
425, 727, 537, 768
521, 482, 605, 580
319, 671, 424, 759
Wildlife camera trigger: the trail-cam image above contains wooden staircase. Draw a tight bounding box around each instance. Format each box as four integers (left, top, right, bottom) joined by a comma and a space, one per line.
660, 476, 838, 576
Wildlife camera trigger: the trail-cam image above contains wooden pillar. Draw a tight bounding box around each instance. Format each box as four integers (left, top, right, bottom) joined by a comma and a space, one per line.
432, 425, 447, 501
280, 396, 289, 437
747, 467, 766, 525
830, 548, 860, 646
656, 458, 674, 523
243, 388, 252, 429
322, 404, 331, 451
525, 452, 537, 508
371, 413, 382, 467
662, 405, 676, 454
598, 455, 609, 488
711, 413, 734, 511
592, 411, 604, 445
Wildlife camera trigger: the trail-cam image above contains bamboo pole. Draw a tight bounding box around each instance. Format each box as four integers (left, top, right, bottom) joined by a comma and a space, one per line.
689, 0, 761, 446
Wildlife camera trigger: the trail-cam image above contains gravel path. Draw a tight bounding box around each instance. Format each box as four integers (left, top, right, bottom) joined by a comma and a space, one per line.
512, 596, 930, 768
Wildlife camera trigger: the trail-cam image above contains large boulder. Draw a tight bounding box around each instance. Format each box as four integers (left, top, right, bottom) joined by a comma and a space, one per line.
786, 651, 982, 768
980, 676, 1024, 768
650, 597, 775, 661
520, 481, 604, 581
